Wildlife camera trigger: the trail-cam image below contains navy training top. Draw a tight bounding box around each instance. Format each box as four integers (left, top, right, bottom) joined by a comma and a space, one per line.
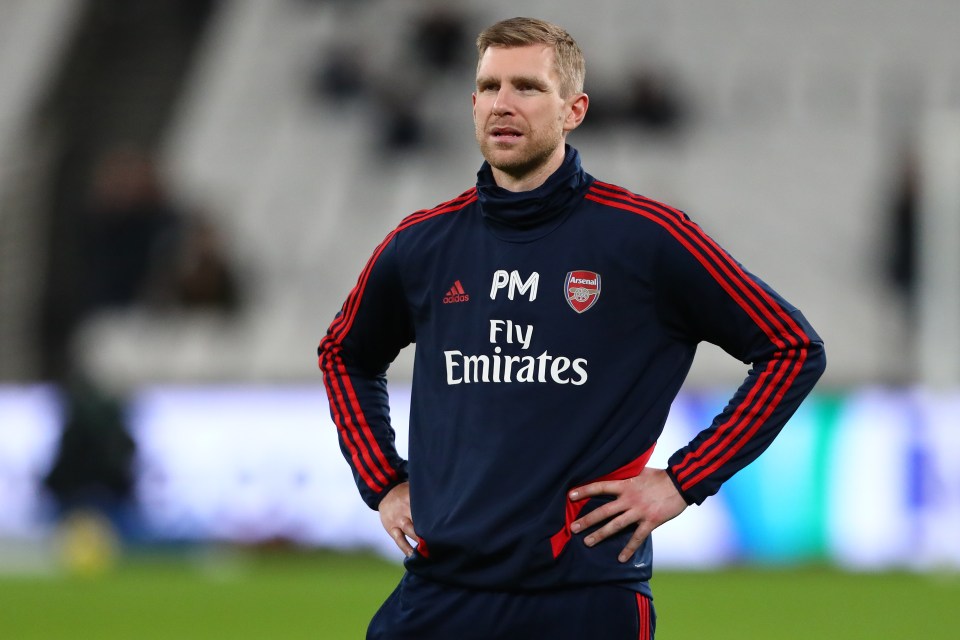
318, 145, 826, 593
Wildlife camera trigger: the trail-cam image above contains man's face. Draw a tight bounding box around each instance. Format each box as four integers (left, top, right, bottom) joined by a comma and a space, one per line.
473, 44, 582, 187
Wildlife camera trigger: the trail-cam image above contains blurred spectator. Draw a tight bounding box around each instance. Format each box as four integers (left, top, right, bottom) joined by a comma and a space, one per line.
375, 84, 427, 152
410, 6, 470, 72
43, 374, 138, 539
309, 4, 473, 154
623, 65, 689, 132
312, 44, 368, 104
371, 6, 473, 153
149, 215, 242, 313
38, 145, 243, 381
80, 145, 183, 311
885, 148, 920, 312
579, 63, 691, 136
78, 145, 243, 316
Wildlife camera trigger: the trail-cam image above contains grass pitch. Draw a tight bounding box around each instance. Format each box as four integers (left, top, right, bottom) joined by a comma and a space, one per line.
0, 549, 957, 639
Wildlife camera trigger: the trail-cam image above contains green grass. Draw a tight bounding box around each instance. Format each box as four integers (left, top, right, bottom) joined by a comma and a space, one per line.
653, 565, 960, 639
1, 550, 958, 639
0, 549, 401, 640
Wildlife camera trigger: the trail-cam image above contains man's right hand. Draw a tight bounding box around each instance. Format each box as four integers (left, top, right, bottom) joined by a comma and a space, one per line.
379, 482, 417, 557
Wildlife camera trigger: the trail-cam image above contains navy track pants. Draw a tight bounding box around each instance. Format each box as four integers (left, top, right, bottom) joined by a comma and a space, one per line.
367, 572, 656, 640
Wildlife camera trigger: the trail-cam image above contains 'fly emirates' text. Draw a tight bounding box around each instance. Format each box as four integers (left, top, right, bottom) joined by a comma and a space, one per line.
443, 319, 588, 385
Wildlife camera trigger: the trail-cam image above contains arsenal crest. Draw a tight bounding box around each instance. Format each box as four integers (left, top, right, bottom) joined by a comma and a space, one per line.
565, 270, 601, 313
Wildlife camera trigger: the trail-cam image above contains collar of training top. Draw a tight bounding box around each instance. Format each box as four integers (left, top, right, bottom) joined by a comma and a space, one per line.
476, 144, 592, 242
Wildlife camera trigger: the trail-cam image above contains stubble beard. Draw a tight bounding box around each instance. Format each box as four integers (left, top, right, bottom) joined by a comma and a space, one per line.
476, 122, 564, 182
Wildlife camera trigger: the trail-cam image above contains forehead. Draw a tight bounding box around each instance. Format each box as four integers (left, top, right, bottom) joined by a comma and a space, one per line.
476, 44, 558, 82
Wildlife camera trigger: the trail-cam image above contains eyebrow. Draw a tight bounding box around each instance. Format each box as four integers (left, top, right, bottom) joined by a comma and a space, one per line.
476, 74, 550, 90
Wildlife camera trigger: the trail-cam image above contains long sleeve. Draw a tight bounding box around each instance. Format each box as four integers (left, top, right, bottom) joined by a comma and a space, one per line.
653, 209, 826, 506
318, 235, 414, 509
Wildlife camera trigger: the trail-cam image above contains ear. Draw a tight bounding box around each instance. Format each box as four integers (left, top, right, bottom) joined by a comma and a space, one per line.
563, 93, 589, 133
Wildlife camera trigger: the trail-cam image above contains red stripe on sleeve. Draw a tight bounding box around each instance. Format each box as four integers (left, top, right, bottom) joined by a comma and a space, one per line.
334, 351, 399, 485
585, 184, 811, 494
677, 349, 806, 490
591, 183, 810, 344
319, 350, 386, 492
327, 190, 477, 344
318, 190, 477, 496
587, 184, 806, 348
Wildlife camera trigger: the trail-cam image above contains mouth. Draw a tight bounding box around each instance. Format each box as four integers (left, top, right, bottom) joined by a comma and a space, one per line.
490, 126, 523, 141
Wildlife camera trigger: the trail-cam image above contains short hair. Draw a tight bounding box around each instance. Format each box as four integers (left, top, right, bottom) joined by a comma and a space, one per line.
476, 17, 585, 97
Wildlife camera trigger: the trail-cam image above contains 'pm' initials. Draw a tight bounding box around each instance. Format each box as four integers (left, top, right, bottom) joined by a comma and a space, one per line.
490, 270, 539, 301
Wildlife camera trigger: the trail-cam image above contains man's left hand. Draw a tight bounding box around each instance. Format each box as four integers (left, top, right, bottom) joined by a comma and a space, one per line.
568, 467, 687, 563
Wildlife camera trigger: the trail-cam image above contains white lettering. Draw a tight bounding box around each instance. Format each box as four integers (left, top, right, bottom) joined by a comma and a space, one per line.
510, 271, 539, 301
444, 350, 463, 384
490, 270, 539, 301
490, 270, 510, 299
443, 350, 588, 385
515, 323, 533, 350
462, 354, 490, 383
503, 355, 519, 382
489, 319, 506, 344
536, 351, 552, 382
488, 319, 533, 349
571, 358, 589, 385
516, 356, 537, 382
551, 356, 571, 383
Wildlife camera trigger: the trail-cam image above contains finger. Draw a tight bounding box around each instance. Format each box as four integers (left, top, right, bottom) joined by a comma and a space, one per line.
569, 480, 620, 501
399, 516, 418, 541
390, 527, 415, 557
571, 501, 622, 533
617, 524, 653, 563
582, 512, 635, 547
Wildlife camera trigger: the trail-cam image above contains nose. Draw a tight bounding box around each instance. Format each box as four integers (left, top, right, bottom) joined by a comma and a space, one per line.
491, 87, 514, 115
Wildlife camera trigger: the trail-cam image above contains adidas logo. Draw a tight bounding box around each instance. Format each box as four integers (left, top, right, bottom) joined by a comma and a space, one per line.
442, 280, 470, 304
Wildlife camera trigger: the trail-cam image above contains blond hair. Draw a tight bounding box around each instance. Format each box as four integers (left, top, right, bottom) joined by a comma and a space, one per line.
476, 17, 585, 97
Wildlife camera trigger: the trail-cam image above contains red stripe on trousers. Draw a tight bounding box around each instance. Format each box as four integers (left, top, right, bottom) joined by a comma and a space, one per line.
636, 593, 650, 640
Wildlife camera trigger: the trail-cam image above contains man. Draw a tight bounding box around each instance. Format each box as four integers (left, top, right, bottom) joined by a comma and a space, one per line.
318, 17, 825, 639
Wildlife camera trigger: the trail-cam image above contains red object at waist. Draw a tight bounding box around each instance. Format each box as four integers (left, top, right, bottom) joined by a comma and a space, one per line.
549, 443, 656, 559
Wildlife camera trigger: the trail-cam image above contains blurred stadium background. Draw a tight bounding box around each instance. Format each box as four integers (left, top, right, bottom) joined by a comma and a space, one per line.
2, 0, 960, 637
